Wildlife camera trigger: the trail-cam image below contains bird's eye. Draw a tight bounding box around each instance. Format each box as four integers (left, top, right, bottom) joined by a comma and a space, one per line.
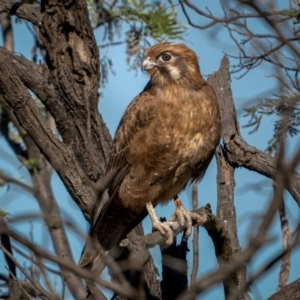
160, 53, 172, 62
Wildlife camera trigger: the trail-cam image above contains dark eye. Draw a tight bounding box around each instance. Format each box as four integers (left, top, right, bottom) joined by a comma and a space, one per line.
161, 53, 172, 61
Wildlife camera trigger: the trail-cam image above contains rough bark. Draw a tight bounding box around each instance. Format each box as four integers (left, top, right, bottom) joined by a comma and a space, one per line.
208, 56, 251, 299
1, 0, 299, 298
160, 238, 188, 300
115, 224, 162, 300
268, 279, 300, 300
190, 183, 199, 285
277, 199, 291, 291
0, 2, 162, 298
0, 0, 113, 220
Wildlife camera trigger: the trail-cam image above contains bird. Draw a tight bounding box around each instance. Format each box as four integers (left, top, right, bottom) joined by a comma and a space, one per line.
79, 42, 221, 271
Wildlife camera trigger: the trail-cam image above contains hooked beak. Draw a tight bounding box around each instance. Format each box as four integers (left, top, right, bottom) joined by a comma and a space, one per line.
142, 57, 158, 71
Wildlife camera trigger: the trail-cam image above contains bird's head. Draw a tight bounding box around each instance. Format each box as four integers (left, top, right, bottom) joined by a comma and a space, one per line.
142, 42, 204, 87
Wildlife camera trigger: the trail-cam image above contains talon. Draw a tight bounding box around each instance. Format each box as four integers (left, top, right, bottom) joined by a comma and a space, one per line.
146, 198, 204, 245
146, 202, 177, 244
169, 196, 204, 239
151, 219, 176, 244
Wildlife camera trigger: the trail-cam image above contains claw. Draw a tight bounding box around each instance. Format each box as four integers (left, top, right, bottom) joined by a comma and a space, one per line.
169, 196, 204, 239
146, 197, 204, 245
146, 202, 179, 244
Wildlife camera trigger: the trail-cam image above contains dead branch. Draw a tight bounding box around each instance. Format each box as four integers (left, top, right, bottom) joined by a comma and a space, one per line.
0, 66, 99, 219
0, 0, 42, 26
190, 182, 199, 286
0, 242, 54, 299
268, 278, 300, 300
207, 56, 300, 207
0, 173, 35, 194
0, 217, 139, 299
277, 199, 291, 290
179, 0, 282, 30
228, 235, 300, 300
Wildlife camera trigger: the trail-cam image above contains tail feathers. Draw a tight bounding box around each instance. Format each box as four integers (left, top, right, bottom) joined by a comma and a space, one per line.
78, 236, 106, 273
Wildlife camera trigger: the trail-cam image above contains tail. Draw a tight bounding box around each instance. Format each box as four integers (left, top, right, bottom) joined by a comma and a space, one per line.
78, 192, 149, 272
78, 234, 107, 273
78, 190, 111, 271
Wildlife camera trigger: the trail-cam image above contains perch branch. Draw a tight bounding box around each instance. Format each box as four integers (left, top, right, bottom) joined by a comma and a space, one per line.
207, 56, 300, 207
0, 0, 42, 26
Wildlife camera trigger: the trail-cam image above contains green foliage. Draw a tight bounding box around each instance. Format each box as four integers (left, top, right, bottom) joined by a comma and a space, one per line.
118, 0, 186, 41
0, 209, 9, 218
0, 170, 6, 188
33, 96, 47, 118
8, 122, 24, 147
23, 158, 41, 174
281, 0, 300, 26
280, 8, 299, 20
100, 56, 116, 87
243, 92, 300, 154
87, 0, 186, 80
242, 1, 300, 153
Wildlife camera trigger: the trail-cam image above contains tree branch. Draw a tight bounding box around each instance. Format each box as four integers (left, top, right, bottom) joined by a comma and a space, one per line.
268, 278, 300, 300
277, 199, 291, 291
0, 59, 99, 218
228, 235, 300, 300
179, 0, 282, 30
0, 172, 35, 194
215, 147, 250, 299
0, 217, 138, 299
207, 56, 300, 207
0, 242, 54, 299
190, 182, 199, 286
0, 273, 48, 299
175, 55, 297, 300
0, 48, 59, 110
0, 1, 42, 26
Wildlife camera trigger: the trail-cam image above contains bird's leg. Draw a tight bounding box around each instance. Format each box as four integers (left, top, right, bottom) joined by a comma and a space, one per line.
169, 195, 204, 239
146, 202, 179, 244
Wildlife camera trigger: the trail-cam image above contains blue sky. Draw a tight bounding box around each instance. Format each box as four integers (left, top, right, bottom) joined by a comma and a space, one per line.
1, 1, 300, 299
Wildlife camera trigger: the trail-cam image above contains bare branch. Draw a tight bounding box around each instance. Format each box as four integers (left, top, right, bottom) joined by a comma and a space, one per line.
0, 234, 16, 278
0, 57, 99, 218
0, 12, 14, 51
215, 146, 250, 299
5, 267, 31, 300
0, 218, 139, 299
228, 235, 300, 300
0, 48, 59, 110
0, 173, 35, 194
0, 273, 48, 298
268, 278, 300, 300
1, 233, 19, 299
0, 1, 42, 26
190, 182, 199, 286
0, 242, 54, 299
277, 199, 291, 290
207, 56, 300, 207
177, 162, 288, 300
179, 0, 283, 30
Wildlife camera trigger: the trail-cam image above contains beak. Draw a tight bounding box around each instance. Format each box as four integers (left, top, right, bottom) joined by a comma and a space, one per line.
142, 57, 157, 70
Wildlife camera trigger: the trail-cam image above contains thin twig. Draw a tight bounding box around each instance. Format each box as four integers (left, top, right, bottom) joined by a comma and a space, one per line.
0, 222, 138, 299
5, 267, 31, 300
190, 182, 199, 285
0, 243, 52, 299
277, 199, 291, 290
0, 173, 35, 194
227, 235, 300, 300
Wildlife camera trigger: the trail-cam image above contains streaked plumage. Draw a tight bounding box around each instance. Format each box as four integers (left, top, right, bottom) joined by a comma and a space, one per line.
79, 42, 221, 270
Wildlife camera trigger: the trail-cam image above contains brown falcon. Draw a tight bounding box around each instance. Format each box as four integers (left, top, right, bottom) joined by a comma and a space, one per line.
79, 42, 221, 270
